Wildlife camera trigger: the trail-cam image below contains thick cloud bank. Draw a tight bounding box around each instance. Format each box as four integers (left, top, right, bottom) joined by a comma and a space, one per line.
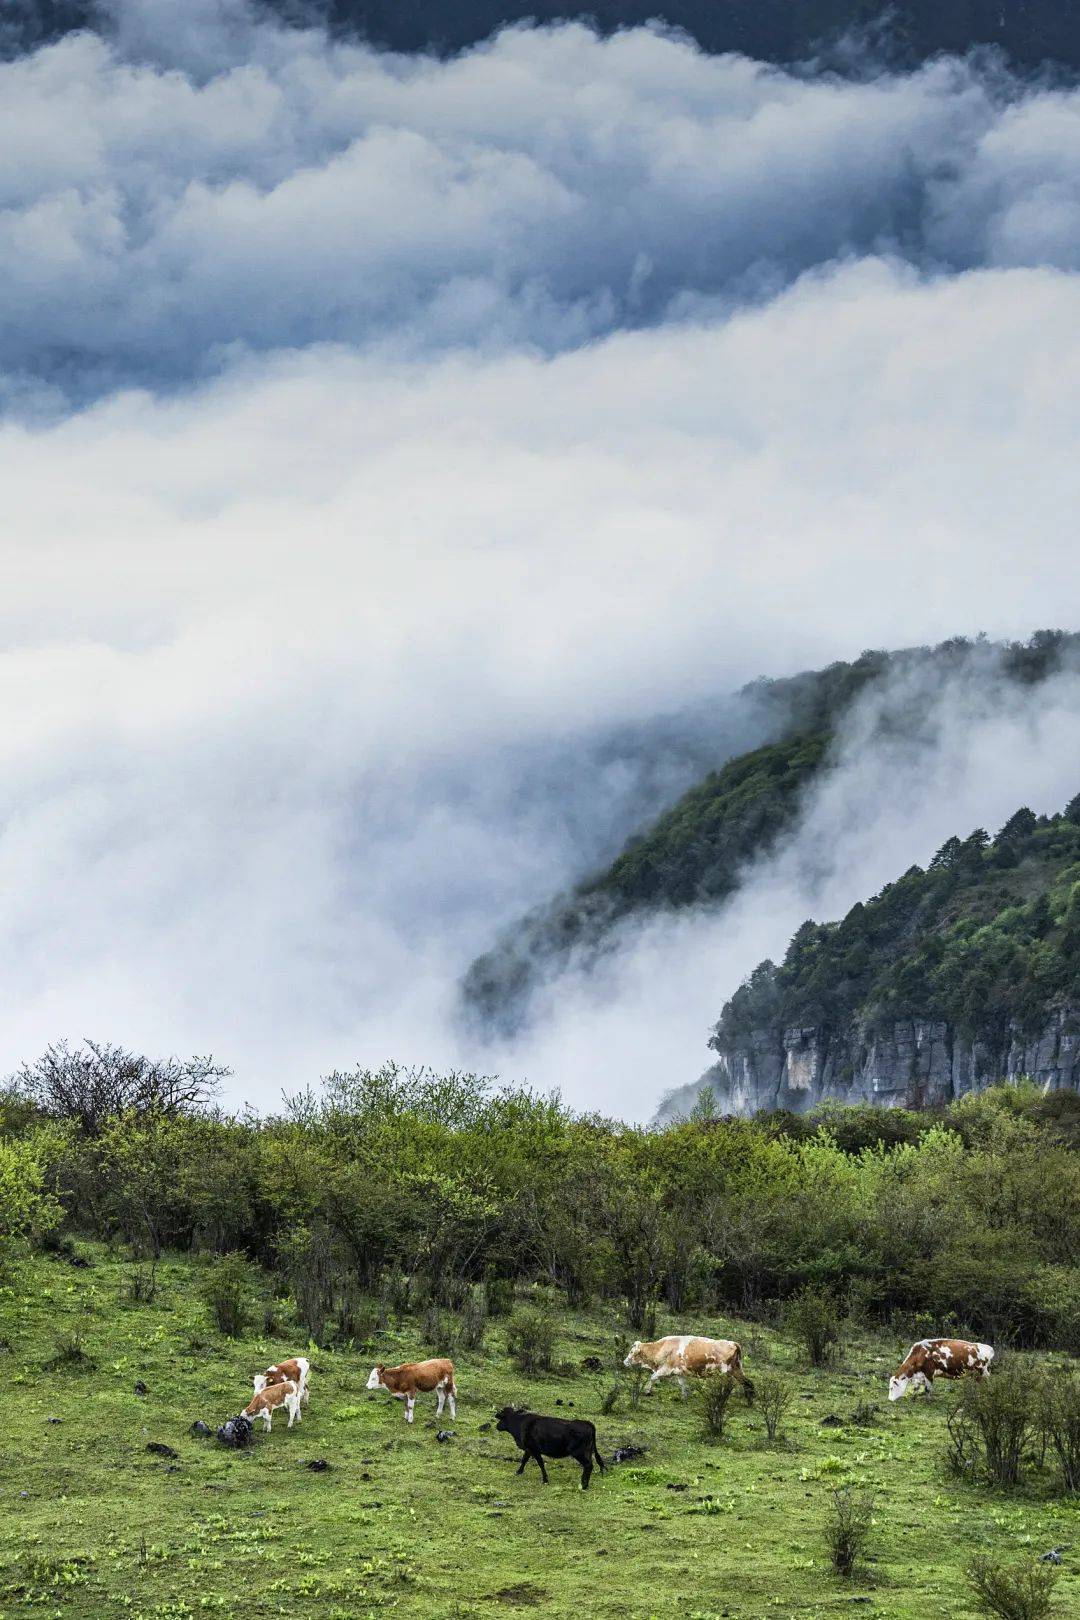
4, 6, 1080, 396
3, 3, 1080, 1113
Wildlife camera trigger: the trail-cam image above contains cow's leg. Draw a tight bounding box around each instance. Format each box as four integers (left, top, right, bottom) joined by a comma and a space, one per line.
516, 1452, 529, 1476
580, 1455, 593, 1490
406, 1395, 415, 1424
448, 1392, 457, 1420
644, 1370, 662, 1395
677, 1374, 689, 1400
531, 1447, 549, 1484
435, 1388, 446, 1417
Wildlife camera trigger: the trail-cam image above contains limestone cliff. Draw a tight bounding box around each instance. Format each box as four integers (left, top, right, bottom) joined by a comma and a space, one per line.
699, 1006, 1080, 1117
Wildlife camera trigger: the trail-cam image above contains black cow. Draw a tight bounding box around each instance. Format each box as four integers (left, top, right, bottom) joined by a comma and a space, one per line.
494, 1406, 606, 1490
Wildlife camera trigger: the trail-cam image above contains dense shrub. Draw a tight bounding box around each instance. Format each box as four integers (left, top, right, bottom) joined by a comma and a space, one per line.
3, 1059, 1080, 1354
458, 1284, 488, 1352
506, 1307, 556, 1373
783, 1287, 840, 1366
962, 1365, 1036, 1490
1038, 1371, 1080, 1493
199, 1253, 252, 1339
694, 1370, 738, 1441
967, 1556, 1059, 1620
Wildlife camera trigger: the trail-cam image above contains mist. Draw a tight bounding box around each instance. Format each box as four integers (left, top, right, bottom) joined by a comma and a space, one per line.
3, 4, 1080, 1115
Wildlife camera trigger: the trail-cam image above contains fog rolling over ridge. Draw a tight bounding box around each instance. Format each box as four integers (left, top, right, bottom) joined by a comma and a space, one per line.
1, 1, 1080, 1115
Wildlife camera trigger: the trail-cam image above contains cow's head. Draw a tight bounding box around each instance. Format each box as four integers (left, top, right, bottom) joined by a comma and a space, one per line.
494, 1404, 521, 1435
888, 1374, 910, 1402
366, 1365, 385, 1391
252, 1373, 269, 1394
623, 1341, 644, 1369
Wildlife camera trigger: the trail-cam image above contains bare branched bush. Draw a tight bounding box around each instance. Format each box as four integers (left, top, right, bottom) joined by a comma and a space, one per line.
823, 1487, 876, 1578
13, 1039, 228, 1134
967, 1556, 1059, 1620
944, 1397, 980, 1481
755, 1370, 794, 1443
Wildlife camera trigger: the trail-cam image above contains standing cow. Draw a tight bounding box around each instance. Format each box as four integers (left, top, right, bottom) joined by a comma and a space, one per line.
889, 1338, 994, 1400
367, 1358, 457, 1423
254, 1356, 310, 1406
495, 1406, 606, 1490
624, 1335, 753, 1400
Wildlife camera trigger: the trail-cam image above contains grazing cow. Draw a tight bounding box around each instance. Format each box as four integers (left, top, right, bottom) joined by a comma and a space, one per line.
366, 1358, 456, 1424
623, 1335, 753, 1400
254, 1356, 310, 1405
495, 1406, 606, 1490
888, 1338, 995, 1400
244, 1377, 301, 1432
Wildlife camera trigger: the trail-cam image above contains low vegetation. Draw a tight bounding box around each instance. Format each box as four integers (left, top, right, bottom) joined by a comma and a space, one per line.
2, 1043, 1080, 1613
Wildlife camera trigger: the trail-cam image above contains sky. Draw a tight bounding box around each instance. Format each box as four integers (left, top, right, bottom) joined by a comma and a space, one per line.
3, 1, 1080, 1117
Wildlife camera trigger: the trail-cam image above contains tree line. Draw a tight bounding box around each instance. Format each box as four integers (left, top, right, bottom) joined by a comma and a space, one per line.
3, 1044, 1079, 1352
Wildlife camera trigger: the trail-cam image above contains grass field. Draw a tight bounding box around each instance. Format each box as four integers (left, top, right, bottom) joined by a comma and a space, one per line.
1, 1248, 1077, 1619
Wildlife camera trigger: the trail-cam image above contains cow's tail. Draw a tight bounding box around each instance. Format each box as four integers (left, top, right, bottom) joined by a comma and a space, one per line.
735, 1348, 754, 1405
593, 1439, 606, 1473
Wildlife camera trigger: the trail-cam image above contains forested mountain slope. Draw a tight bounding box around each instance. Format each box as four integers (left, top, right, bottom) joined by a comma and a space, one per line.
677, 802, 1080, 1121
464, 633, 1080, 1036
7, 1, 1080, 70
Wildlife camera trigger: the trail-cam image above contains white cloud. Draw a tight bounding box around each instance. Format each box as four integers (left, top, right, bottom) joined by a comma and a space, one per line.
2, 8, 1080, 1113
3, 12, 1080, 393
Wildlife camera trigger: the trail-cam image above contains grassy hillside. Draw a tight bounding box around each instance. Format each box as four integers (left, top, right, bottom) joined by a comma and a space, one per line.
714, 801, 1080, 1060
2, 1246, 1078, 1619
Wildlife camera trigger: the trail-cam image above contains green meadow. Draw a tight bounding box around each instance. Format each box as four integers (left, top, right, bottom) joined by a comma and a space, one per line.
1, 1249, 1076, 1620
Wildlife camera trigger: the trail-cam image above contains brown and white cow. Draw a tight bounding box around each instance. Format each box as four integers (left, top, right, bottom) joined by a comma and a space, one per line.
623, 1335, 753, 1400
366, 1358, 457, 1424
888, 1338, 994, 1400
253, 1356, 310, 1406
244, 1377, 301, 1431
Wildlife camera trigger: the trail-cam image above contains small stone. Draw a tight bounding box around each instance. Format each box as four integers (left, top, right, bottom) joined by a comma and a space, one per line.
306, 1459, 329, 1472
134, 1381, 149, 1397
146, 1442, 178, 1458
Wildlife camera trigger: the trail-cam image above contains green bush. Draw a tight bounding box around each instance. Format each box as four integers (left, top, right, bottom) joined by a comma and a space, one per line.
458, 1284, 488, 1352
694, 1370, 738, 1441
199, 1253, 252, 1339
783, 1286, 840, 1366
1038, 1371, 1080, 1493
755, 1370, 794, 1443
506, 1307, 555, 1373
962, 1365, 1036, 1490
967, 1556, 1059, 1620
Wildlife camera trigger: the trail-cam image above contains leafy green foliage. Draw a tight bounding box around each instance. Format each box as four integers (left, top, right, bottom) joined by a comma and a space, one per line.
714, 801, 1080, 1057
967, 1556, 1060, 1620
200, 1252, 254, 1339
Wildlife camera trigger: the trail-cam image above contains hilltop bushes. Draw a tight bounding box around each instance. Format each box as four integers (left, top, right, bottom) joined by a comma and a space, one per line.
3, 1057, 1080, 1350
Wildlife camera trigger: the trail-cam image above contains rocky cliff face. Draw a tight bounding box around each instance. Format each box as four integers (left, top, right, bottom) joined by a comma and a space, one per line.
700, 1005, 1080, 1115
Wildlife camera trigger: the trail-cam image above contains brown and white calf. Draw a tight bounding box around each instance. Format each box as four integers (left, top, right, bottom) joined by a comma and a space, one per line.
889, 1338, 994, 1400
253, 1356, 310, 1406
366, 1358, 457, 1424
244, 1377, 301, 1431
624, 1335, 753, 1400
